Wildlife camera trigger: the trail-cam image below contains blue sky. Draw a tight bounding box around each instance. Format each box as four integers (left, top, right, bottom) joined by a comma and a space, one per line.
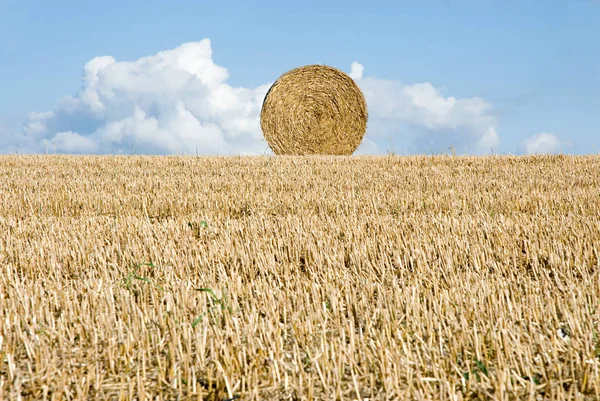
1, 0, 598, 155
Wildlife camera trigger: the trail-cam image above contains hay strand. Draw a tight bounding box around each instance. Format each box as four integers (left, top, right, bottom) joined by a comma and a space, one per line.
260, 64, 368, 155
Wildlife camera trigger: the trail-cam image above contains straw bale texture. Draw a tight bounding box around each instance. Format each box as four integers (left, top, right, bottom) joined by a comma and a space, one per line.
260, 64, 368, 155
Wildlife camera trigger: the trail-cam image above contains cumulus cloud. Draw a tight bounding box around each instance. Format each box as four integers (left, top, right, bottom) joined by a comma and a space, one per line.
45, 131, 98, 154
24, 111, 54, 137
17, 40, 501, 155
351, 66, 500, 154
21, 40, 271, 155
354, 137, 382, 155
523, 133, 562, 154
349, 62, 364, 80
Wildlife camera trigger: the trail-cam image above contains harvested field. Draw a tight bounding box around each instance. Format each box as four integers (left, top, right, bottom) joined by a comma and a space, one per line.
0, 154, 599, 400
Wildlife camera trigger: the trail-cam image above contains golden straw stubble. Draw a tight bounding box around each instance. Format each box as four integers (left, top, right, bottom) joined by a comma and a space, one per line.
260, 64, 368, 155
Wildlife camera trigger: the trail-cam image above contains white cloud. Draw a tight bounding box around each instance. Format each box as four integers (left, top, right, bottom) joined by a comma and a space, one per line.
21, 39, 271, 155
24, 111, 54, 137
523, 133, 561, 154
44, 131, 98, 154
354, 137, 381, 155
18, 40, 500, 155
352, 66, 500, 154
349, 61, 364, 80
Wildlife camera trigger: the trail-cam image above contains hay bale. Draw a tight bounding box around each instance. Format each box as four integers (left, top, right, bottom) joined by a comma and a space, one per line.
260, 64, 368, 155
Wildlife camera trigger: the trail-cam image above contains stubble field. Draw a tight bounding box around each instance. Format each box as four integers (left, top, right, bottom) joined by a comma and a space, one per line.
0, 155, 599, 400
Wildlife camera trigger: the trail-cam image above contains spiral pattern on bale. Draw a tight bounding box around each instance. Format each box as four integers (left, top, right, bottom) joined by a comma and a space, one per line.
260, 64, 368, 156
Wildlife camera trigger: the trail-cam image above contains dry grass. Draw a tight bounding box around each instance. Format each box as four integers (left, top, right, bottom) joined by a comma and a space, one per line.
260, 65, 368, 156
0, 154, 599, 400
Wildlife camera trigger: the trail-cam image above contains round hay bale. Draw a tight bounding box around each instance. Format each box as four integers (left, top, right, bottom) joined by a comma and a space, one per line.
260, 64, 368, 155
